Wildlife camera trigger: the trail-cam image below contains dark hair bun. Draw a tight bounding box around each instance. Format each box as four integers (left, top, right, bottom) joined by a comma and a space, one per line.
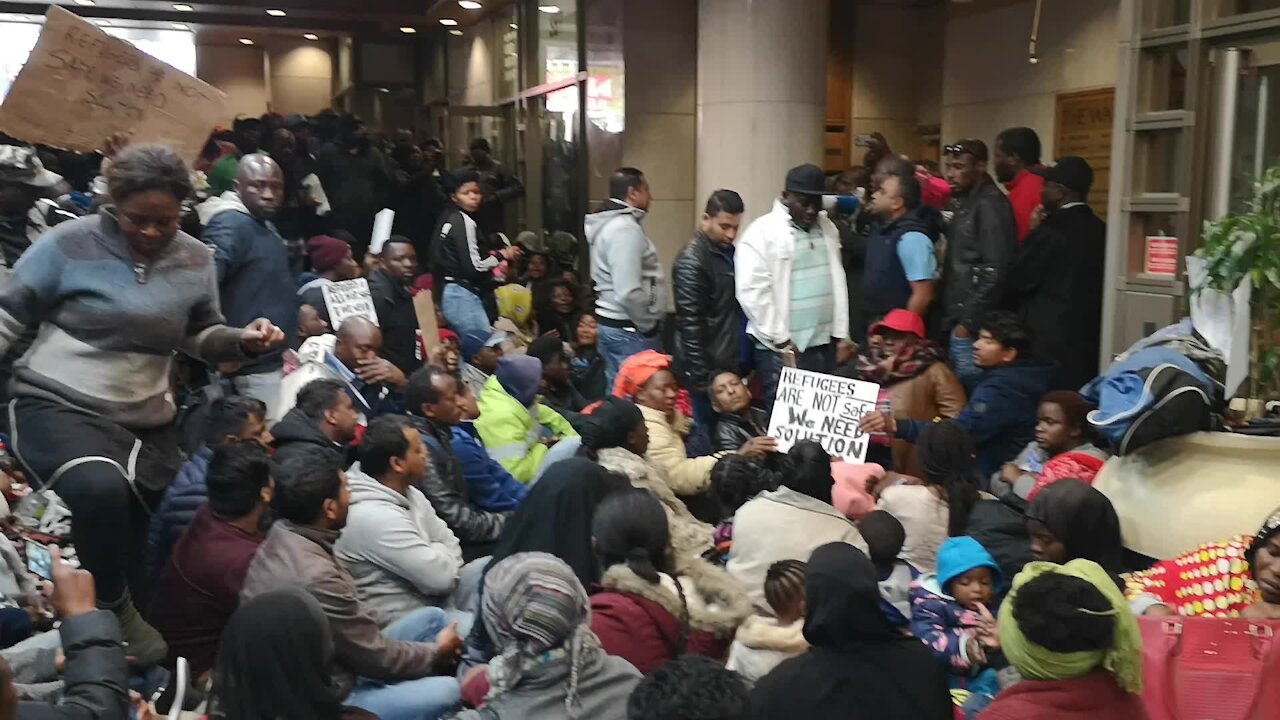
1012, 573, 1115, 653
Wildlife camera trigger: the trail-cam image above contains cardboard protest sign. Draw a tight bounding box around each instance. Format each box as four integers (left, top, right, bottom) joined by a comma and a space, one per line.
0, 6, 227, 164
323, 279, 379, 331
413, 291, 440, 359
766, 367, 880, 463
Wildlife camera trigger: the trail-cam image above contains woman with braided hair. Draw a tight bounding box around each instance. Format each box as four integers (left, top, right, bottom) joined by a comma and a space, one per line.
449, 552, 641, 720
588, 489, 751, 674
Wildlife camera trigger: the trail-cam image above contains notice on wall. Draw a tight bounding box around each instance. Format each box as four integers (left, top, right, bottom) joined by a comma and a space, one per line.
323, 279, 379, 331
1054, 87, 1115, 214
1144, 235, 1179, 276
0, 6, 227, 164
766, 367, 881, 463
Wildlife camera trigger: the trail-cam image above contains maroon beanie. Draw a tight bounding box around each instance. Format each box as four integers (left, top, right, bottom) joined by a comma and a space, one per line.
307, 235, 351, 273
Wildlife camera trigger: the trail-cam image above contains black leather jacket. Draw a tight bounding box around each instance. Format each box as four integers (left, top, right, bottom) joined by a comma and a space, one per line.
410, 415, 508, 557
941, 179, 1016, 331
712, 407, 770, 453
672, 232, 742, 391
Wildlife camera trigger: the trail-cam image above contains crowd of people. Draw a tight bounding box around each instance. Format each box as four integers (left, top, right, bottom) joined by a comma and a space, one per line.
0, 111, 1273, 720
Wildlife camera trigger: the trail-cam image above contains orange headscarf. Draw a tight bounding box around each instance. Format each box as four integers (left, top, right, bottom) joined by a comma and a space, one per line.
612, 350, 672, 400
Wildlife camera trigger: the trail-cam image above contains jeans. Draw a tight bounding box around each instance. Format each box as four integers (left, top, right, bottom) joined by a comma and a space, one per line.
346, 607, 462, 720
441, 284, 491, 341
232, 369, 284, 422
596, 323, 661, 393
949, 332, 981, 387
754, 342, 836, 413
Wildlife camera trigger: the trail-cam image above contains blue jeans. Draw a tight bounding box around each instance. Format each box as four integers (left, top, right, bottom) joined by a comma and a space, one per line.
949, 331, 981, 388
441, 284, 491, 341
596, 323, 661, 393
754, 343, 836, 413
345, 607, 461, 720
533, 436, 582, 484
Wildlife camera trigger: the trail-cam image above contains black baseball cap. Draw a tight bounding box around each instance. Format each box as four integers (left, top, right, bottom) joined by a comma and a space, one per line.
784, 163, 825, 196
1035, 156, 1094, 195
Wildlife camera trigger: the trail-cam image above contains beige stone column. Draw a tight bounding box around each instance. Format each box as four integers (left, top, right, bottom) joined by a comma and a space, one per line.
697, 0, 829, 222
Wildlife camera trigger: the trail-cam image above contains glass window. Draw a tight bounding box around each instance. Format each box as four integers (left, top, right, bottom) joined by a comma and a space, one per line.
497, 3, 519, 100
1206, 0, 1280, 18
584, 0, 623, 206
1227, 65, 1280, 214
1137, 46, 1189, 111
535, 0, 578, 88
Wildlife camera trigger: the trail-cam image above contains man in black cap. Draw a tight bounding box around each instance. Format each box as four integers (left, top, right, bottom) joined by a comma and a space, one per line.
941, 138, 1016, 383
736, 163, 850, 407
1003, 156, 1106, 390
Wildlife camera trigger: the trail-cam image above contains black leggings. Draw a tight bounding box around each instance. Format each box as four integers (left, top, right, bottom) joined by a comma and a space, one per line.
53, 459, 163, 604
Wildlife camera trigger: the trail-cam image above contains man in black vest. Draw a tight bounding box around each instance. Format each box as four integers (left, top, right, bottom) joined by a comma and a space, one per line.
863, 169, 937, 329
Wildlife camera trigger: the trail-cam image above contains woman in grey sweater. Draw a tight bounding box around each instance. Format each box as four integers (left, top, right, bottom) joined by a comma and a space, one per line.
0, 144, 283, 665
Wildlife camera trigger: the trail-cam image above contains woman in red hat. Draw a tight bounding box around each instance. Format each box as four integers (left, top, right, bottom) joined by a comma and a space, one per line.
847, 309, 965, 477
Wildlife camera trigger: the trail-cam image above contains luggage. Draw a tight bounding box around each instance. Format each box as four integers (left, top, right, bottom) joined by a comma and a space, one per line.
1139, 616, 1280, 720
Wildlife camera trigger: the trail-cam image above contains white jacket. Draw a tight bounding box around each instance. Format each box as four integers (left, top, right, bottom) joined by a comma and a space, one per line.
334, 466, 464, 627
735, 200, 850, 348
272, 334, 341, 425
726, 615, 808, 685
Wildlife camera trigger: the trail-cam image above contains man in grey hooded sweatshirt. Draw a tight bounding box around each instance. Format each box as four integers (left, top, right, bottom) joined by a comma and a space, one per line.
584, 167, 667, 391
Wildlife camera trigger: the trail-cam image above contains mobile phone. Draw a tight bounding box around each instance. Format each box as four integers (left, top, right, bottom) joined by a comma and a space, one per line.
25, 539, 52, 581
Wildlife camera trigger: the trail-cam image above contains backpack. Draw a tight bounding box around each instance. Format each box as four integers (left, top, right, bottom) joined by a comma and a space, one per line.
1086, 363, 1213, 455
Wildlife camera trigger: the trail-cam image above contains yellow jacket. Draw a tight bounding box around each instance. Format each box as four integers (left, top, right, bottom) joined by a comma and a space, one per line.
638, 404, 728, 497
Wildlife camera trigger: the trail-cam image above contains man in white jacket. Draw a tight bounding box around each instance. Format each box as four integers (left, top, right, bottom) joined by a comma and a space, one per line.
735, 164, 849, 407
335, 416, 464, 628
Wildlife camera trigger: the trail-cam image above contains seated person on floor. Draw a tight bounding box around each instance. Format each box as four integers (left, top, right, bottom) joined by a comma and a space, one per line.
459, 329, 504, 399
449, 377, 527, 513
276, 316, 406, 425
860, 311, 1052, 479
627, 655, 753, 720
149, 395, 271, 576
992, 390, 1107, 507
150, 442, 273, 679
241, 445, 464, 720
1244, 506, 1280, 620
909, 536, 1003, 705
859, 509, 918, 630
706, 455, 780, 564
726, 559, 809, 684
475, 355, 578, 485
708, 370, 776, 459
271, 378, 360, 466
569, 311, 607, 403
407, 366, 512, 561
336, 416, 464, 629
525, 335, 588, 428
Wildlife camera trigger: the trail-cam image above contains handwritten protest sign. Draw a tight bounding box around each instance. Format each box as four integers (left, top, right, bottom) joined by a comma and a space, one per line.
323, 279, 379, 331
766, 367, 880, 463
0, 6, 227, 164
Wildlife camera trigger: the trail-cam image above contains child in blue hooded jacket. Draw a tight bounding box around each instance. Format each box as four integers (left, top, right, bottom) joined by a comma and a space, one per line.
910, 535, 1002, 706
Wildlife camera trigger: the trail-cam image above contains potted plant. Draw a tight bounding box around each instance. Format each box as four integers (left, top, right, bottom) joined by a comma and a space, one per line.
1193, 164, 1280, 403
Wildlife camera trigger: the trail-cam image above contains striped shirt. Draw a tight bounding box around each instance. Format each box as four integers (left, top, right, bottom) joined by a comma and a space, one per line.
789, 224, 835, 351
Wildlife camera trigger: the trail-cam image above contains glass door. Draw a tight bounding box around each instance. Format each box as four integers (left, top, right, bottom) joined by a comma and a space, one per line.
445, 104, 520, 237
1208, 39, 1280, 217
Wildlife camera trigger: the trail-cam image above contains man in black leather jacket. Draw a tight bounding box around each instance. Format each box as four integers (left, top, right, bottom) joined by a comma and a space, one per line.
940, 139, 1016, 381
672, 190, 748, 431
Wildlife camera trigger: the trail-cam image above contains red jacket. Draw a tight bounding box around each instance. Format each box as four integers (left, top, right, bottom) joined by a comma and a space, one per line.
589, 560, 751, 674
979, 672, 1151, 720
1005, 169, 1045, 246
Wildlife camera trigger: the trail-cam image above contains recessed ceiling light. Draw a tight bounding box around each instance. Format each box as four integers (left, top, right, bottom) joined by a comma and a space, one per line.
239, 38, 254, 45
303, 33, 319, 40
172, 3, 194, 10
538, 4, 560, 13
172, 22, 190, 30
399, 26, 417, 33
377, 87, 390, 93
449, 29, 464, 35
459, 0, 483, 8
439, 18, 458, 26
266, 9, 286, 17
73, 0, 96, 6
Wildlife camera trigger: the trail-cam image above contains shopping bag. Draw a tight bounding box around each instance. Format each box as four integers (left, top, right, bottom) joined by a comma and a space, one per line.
1139, 617, 1280, 720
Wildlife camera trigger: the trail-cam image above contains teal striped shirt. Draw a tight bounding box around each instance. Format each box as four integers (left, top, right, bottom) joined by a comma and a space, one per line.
789, 225, 834, 351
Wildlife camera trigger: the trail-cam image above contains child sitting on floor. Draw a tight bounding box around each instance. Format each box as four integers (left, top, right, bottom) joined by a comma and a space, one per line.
910, 535, 1002, 712
726, 559, 808, 684
859, 510, 919, 630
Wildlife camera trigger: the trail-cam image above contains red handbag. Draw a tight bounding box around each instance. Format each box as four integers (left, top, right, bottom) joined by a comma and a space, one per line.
1139, 617, 1280, 720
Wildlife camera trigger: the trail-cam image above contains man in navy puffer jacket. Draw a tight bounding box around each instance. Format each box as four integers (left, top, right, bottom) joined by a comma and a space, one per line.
147, 396, 272, 575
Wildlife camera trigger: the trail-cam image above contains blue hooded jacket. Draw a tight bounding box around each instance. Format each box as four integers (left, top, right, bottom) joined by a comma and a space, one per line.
449, 423, 529, 512
900, 360, 1054, 478
147, 446, 213, 576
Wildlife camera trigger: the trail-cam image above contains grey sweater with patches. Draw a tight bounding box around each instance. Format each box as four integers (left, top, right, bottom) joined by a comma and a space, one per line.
0, 211, 245, 429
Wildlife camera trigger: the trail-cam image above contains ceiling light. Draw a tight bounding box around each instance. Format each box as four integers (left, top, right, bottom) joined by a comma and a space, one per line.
459, 1, 483, 8
266, 9, 286, 17
303, 33, 319, 40
449, 29, 464, 35
399, 26, 417, 33
439, 18, 458, 26
172, 3, 194, 10
538, 4, 561, 13
239, 38, 254, 45
377, 87, 390, 93
73, 0, 96, 6
172, 22, 190, 30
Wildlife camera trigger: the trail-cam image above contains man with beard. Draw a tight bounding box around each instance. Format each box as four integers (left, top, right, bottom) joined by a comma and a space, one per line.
203, 154, 299, 419
992, 127, 1045, 246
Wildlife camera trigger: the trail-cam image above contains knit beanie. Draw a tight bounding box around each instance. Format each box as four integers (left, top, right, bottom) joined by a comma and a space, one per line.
307, 235, 351, 273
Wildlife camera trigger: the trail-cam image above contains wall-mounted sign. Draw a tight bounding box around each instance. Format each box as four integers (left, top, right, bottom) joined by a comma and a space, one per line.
1055, 87, 1115, 214
1145, 235, 1179, 276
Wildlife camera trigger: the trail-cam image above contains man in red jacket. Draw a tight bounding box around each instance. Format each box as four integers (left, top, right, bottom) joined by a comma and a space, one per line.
993, 127, 1045, 246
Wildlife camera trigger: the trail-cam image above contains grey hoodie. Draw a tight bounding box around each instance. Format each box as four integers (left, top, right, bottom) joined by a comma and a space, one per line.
585, 201, 666, 333
334, 465, 464, 627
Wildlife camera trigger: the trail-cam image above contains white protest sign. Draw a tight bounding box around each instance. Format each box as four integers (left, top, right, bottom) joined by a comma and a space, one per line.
766, 367, 880, 463
322, 279, 379, 331
369, 208, 395, 256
